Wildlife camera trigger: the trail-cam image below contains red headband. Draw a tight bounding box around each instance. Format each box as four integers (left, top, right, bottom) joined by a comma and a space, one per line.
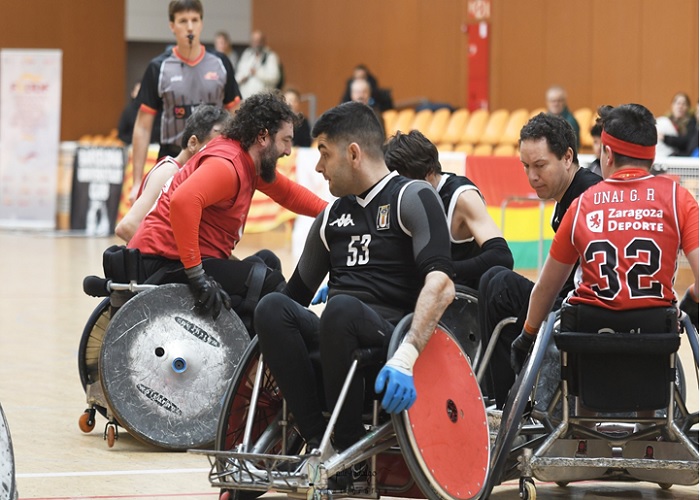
601, 130, 656, 160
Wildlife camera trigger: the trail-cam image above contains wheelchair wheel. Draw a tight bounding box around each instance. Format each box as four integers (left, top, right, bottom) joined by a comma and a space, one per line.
216, 337, 304, 500
389, 314, 489, 500
439, 285, 480, 363
77, 297, 111, 419
100, 284, 250, 450
0, 403, 17, 500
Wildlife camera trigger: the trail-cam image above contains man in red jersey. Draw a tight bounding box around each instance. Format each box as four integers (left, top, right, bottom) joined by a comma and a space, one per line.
512, 103, 699, 372
128, 91, 327, 325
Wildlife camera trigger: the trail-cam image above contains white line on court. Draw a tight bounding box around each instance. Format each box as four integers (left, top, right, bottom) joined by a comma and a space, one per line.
17, 468, 210, 478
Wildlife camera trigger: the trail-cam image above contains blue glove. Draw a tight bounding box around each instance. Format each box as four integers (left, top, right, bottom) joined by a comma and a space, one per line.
374, 343, 419, 414
311, 284, 329, 305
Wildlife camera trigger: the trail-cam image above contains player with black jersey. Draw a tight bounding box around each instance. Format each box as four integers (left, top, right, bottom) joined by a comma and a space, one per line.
384, 130, 513, 290
478, 113, 602, 408
254, 102, 455, 463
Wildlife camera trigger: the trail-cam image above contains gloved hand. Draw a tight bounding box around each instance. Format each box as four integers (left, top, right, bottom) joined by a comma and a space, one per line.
679, 285, 699, 331
374, 343, 419, 414
510, 330, 536, 374
311, 284, 329, 305
185, 264, 231, 320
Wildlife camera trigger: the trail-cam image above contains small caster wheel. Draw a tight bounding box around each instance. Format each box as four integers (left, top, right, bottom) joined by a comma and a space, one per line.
658, 483, 673, 490
78, 409, 96, 433
104, 423, 118, 448
519, 477, 536, 499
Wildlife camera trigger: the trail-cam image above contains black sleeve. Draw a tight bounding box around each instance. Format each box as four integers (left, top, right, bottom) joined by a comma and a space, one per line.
283, 212, 330, 305
398, 181, 454, 279
452, 237, 514, 284
214, 50, 242, 104
137, 56, 165, 113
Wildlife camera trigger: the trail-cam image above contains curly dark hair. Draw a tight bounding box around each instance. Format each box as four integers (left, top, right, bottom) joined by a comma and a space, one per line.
222, 91, 298, 150
384, 130, 441, 178
520, 112, 579, 165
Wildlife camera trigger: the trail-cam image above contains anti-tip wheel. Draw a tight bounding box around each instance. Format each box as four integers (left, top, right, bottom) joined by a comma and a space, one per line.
520, 478, 536, 499
78, 410, 96, 433
105, 424, 117, 448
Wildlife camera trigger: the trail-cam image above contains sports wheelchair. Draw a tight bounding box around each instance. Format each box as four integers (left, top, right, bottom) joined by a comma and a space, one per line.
191, 287, 491, 500
481, 303, 699, 499
0, 402, 18, 500
78, 245, 250, 450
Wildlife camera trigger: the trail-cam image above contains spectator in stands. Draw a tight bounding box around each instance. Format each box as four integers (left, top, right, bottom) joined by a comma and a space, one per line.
116, 83, 160, 145
384, 130, 514, 289
340, 64, 393, 112
349, 78, 384, 136
115, 104, 228, 242
214, 30, 239, 69
235, 30, 282, 99
657, 92, 697, 157
545, 85, 580, 149
283, 87, 311, 147
477, 113, 601, 408
586, 121, 602, 177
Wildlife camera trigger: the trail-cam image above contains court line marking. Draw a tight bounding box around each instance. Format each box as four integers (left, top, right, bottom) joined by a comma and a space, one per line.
17, 467, 210, 478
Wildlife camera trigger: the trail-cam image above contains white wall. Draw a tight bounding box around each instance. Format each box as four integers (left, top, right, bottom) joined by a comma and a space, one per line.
126, 0, 251, 44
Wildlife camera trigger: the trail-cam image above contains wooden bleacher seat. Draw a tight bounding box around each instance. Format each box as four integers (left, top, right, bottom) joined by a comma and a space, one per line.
574, 107, 594, 149
498, 108, 529, 147
472, 143, 494, 156
493, 143, 517, 156
454, 143, 474, 155
425, 107, 452, 144
459, 109, 490, 146
440, 108, 470, 146
410, 109, 434, 136
436, 142, 454, 153
479, 109, 510, 146
382, 109, 398, 137
388, 108, 416, 137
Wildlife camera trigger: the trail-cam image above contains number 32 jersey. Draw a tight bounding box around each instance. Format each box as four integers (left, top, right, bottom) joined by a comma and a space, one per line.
550, 168, 699, 310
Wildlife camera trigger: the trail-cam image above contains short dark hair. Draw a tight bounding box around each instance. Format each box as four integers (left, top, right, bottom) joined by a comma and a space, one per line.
180, 104, 228, 149
311, 101, 384, 159
169, 0, 203, 22
222, 91, 297, 150
520, 112, 579, 165
384, 130, 441, 179
590, 121, 602, 138
597, 103, 656, 167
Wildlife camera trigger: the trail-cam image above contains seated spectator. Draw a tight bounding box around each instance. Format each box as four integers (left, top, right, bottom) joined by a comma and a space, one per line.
214, 30, 239, 69
340, 64, 393, 112
350, 78, 385, 136
586, 121, 602, 177
283, 87, 311, 147
657, 92, 697, 157
545, 85, 580, 149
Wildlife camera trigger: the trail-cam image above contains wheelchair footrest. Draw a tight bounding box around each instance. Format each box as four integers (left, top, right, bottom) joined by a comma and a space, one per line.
190, 449, 316, 493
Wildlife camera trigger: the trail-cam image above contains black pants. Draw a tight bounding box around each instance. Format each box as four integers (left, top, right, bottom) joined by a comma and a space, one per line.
477, 266, 533, 408
255, 293, 395, 450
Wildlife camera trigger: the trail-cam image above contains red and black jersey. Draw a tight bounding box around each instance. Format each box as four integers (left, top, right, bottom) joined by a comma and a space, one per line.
551, 168, 699, 310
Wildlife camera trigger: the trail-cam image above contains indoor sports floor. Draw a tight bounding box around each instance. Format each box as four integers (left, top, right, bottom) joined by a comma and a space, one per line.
0, 228, 697, 499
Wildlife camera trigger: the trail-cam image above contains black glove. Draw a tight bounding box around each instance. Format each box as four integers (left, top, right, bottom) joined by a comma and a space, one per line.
510, 330, 536, 374
679, 286, 699, 331
185, 265, 231, 320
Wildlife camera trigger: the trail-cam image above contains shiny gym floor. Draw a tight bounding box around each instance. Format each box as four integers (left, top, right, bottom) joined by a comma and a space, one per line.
0, 229, 697, 499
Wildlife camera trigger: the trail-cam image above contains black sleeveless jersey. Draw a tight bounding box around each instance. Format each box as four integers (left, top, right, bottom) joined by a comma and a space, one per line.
437, 173, 483, 262
321, 173, 423, 315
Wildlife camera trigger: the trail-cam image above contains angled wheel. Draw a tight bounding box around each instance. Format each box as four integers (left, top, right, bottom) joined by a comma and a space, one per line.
390, 314, 489, 500
216, 337, 304, 500
77, 298, 111, 419
0, 403, 17, 500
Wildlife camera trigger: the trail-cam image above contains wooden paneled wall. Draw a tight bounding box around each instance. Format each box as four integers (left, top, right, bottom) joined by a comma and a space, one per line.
254, 0, 697, 120
0, 1, 125, 140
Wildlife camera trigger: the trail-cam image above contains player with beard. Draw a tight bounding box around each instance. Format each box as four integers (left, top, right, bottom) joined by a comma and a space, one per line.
128, 91, 327, 327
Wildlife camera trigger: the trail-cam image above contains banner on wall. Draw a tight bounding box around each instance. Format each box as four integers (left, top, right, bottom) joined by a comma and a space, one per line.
0, 49, 62, 228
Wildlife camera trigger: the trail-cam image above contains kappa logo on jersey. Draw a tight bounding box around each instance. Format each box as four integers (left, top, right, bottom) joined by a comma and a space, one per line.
376, 204, 390, 230
329, 214, 355, 227
586, 210, 604, 233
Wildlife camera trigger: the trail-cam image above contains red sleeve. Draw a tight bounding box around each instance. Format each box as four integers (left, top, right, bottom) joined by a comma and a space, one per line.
549, 198, 579, 265
170, 157, 238, 268
678, 185, 699, 255
258, 173, 327, 217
